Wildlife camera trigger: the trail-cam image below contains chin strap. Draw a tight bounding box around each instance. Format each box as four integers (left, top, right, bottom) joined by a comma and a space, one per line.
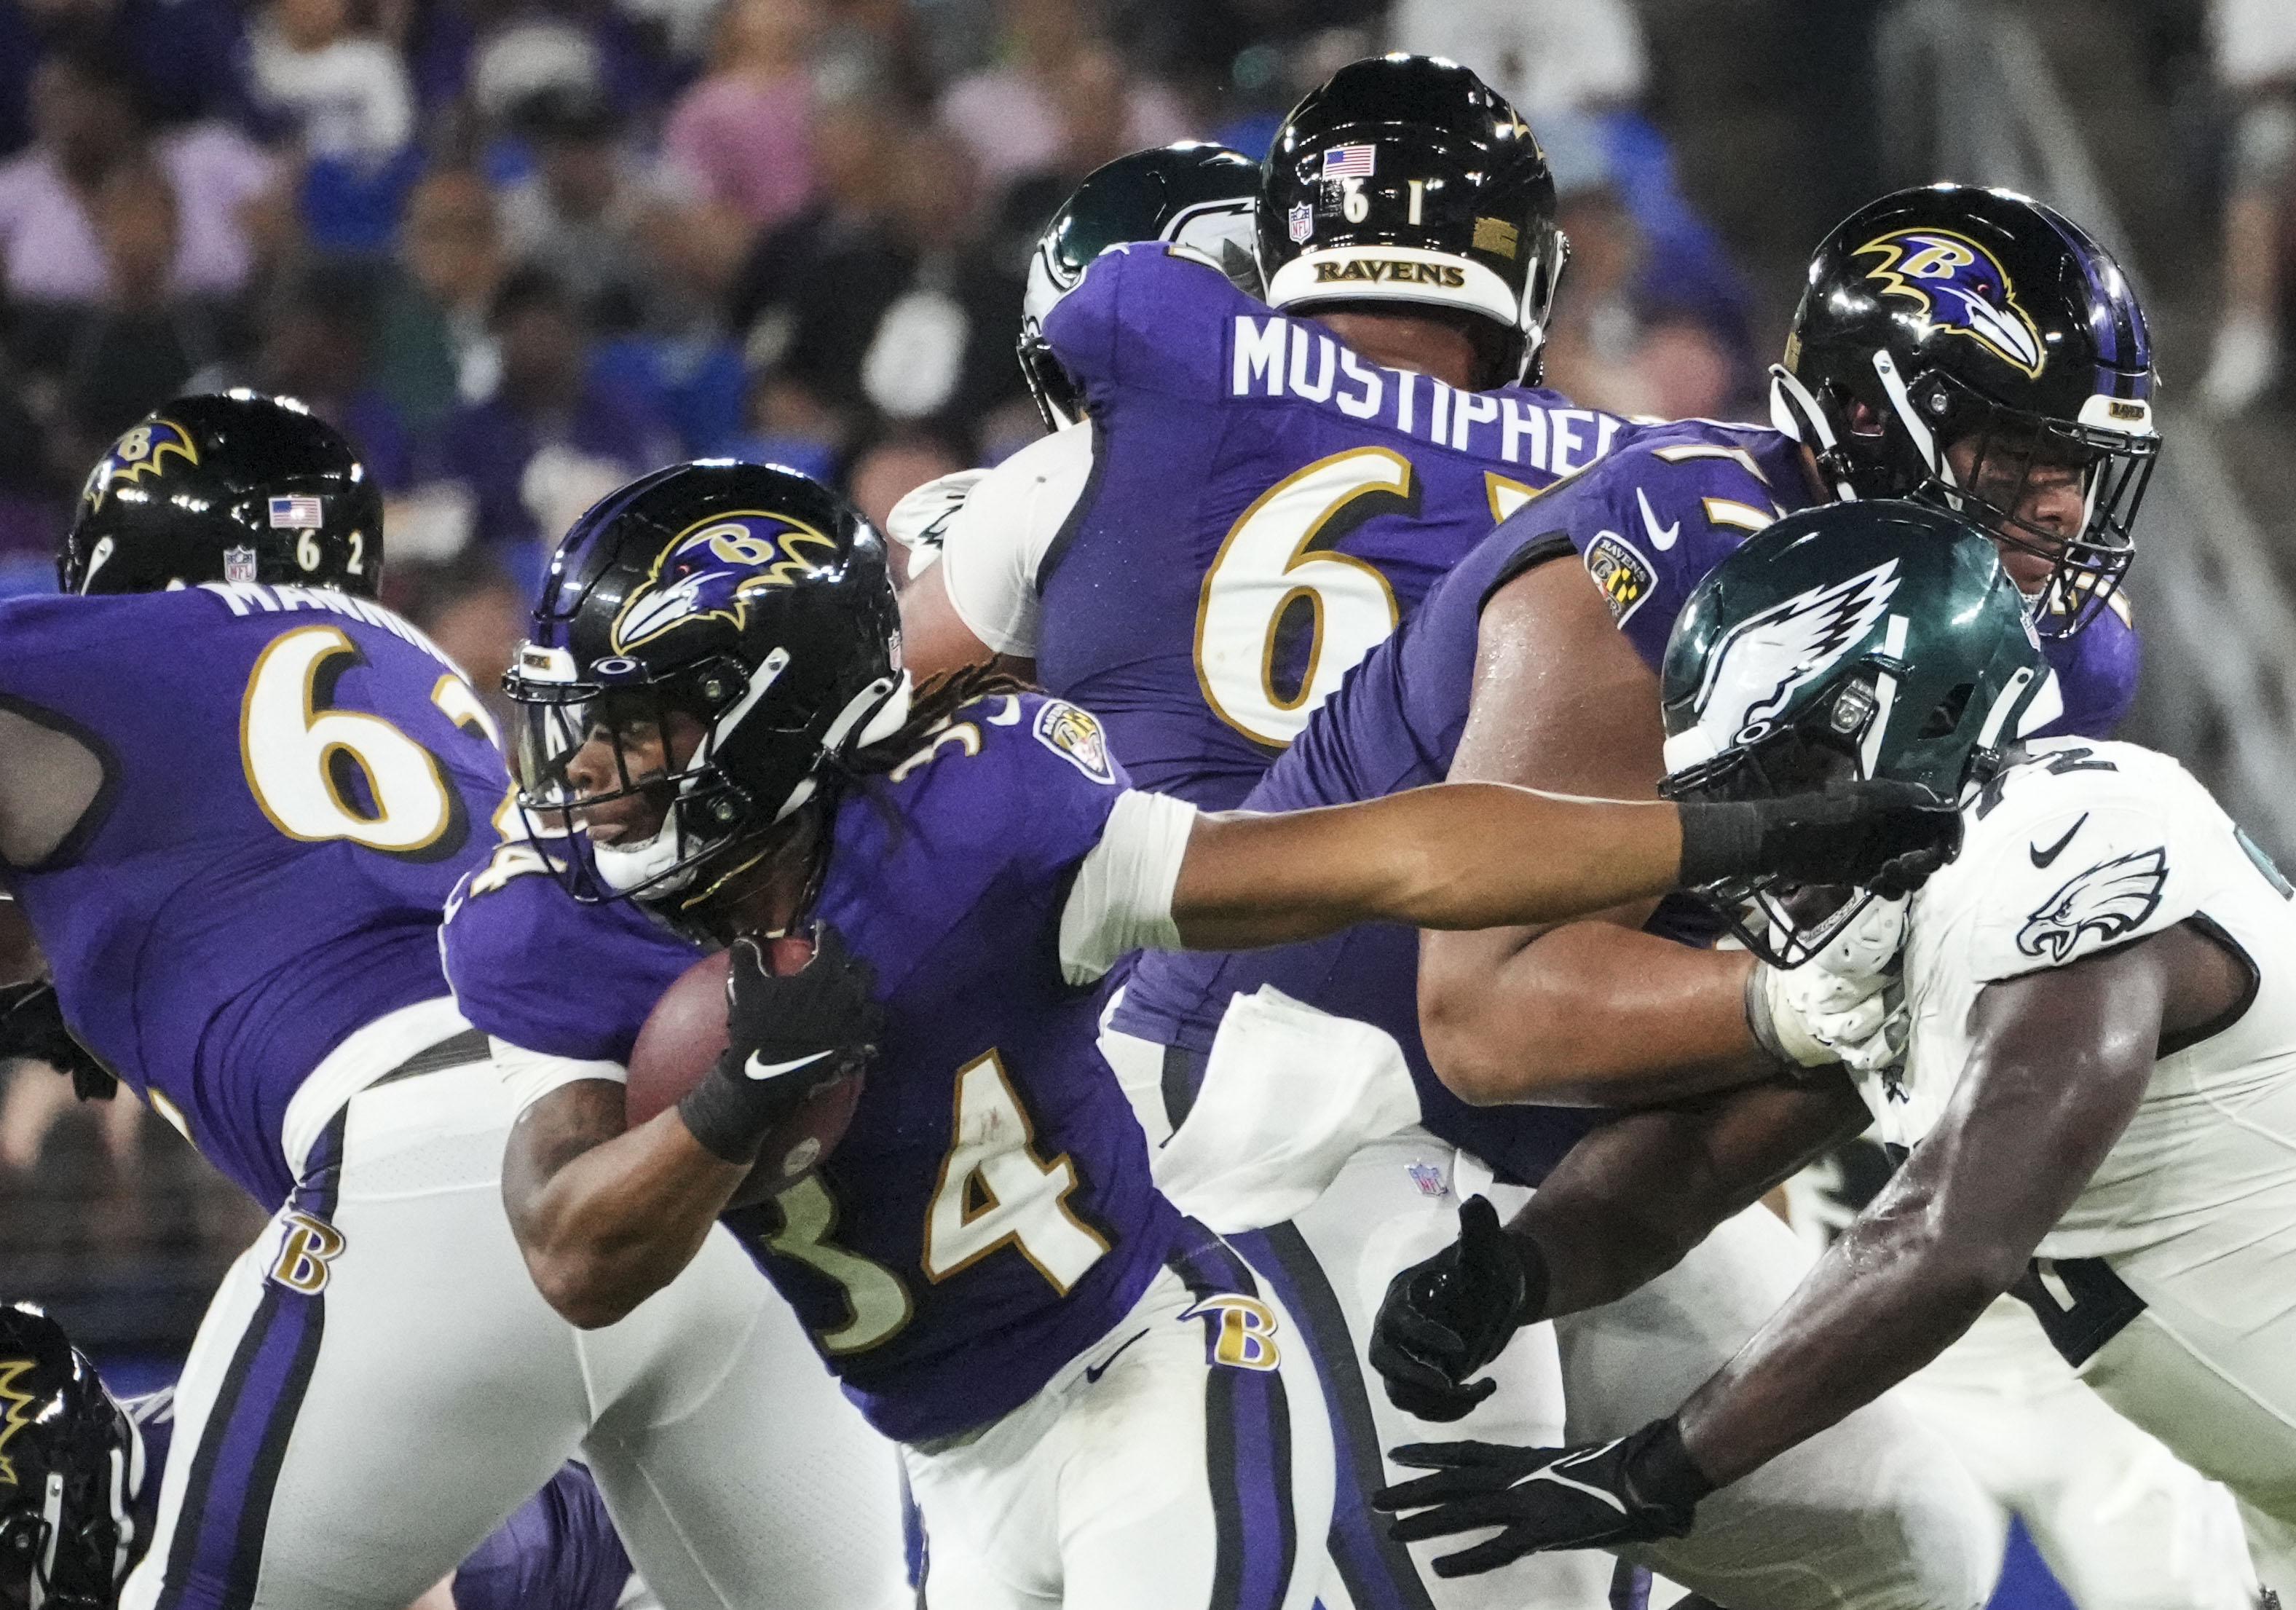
1767, 363, 1861, 503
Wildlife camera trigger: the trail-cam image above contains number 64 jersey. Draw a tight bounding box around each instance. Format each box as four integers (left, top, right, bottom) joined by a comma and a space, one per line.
0, 584, 510, 1207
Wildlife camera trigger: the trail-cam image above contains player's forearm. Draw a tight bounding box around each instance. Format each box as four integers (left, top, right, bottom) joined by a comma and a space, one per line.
1514, 1078, 1868, 1317
1173, 784, 1683, 952
1673, 1149, 2019, 1488
1419, 923, 1771, 1105
503, 1081, 743, 1328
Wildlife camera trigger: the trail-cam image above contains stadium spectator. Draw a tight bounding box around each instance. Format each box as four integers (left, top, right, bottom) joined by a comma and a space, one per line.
0, 38, 272, 308
428, 265, 671, 550
727, 88, 1030, 461
376, 166, 507, 430
497, 86, 658, 332
246, 0, 422, 250
224, 259, 419, 489
936, 0, 1188, 195
47, 159, 242, 478
2203, 0, 2296, 412
386, 548, 528, 727
1386, 0, 1647, 123
590, 200, 749, 457
659, 0, 822, 232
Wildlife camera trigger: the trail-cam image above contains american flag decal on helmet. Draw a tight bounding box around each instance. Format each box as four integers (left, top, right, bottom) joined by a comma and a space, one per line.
268, 496, 324, 529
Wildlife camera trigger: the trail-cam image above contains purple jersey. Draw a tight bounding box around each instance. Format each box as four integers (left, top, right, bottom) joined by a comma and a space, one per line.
1115, 418, 2141, 1182
1038, 242, 1631, 808
0, 585, 510, 1207
443, 694, 1191, 1444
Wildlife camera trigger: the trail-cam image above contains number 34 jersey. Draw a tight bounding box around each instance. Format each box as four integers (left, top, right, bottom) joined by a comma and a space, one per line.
0, 584, 510, 1207
443, 695, 1193, 1445
1038, 242, 1630, 808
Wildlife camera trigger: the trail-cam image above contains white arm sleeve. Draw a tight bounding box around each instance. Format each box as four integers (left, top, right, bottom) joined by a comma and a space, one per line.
1058, 789, 1199, 985
491, 1035, 626, 1119
940, 425, 1095, 658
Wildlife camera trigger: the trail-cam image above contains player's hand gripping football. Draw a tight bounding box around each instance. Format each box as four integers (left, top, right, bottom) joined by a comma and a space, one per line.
676, 926, 883, 1166
1369, 1196, 1544, 1423
1678, 780, 1962, 898
0, 978, 116, 1100
1748, 895, 1910, 1074
1374, 1418, 1713, 1577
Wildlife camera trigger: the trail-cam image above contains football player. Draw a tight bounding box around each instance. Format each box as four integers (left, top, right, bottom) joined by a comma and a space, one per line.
1102, 178, 2163, 1610
443, 459, 1953, 1610
1372, 501, 2295, 1609
896, 55, 1627, 812
0, 1303, 644, 1610
4, 395, 905, 1610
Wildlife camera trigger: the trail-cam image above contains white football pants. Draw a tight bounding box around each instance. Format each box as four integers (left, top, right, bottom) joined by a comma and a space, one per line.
902, 1249, 1336, 1610
1104, 1016, 2001, 1610
1893, 1298, 2262, 1610
122, 1035, 907, 1610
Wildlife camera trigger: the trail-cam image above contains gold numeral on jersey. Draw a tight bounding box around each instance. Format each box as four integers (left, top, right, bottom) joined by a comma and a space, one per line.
766, 1174, 914, 1354
921, 1050, 1108, 1295
1194, 447, 1412, 748
241, 624, 468, 859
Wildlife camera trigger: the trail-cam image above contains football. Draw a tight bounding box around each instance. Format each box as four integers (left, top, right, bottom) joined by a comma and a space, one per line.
624, 939, 864, 1209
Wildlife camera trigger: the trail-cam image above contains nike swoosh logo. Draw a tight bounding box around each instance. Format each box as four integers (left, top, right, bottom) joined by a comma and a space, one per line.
1084, 1327, 1152, 1384
743, 1049, 835, 1081
1525, 1464, 1629, 1514
2030, 814, 2089, 869
1637, 487, 1679, 551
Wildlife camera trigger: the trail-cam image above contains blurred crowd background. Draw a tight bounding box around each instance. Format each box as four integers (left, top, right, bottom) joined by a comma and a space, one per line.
1, 0, 2292, 1482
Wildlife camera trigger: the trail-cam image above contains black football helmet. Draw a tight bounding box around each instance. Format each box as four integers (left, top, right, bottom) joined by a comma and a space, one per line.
60, 392, 383, 599
1019, 143, 1263, 430
0, 1305, 137, 1610
1770, 185, 2157, 637
1259, 55, 1566, 386
502, 461, 906, 928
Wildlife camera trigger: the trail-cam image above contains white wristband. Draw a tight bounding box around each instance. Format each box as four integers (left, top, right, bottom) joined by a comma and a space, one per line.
1058, 790, 1198, 984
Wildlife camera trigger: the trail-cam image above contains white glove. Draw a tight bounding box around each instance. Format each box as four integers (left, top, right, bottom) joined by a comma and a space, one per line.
1748, 896, 1909, 1074
883, 467, 990, 573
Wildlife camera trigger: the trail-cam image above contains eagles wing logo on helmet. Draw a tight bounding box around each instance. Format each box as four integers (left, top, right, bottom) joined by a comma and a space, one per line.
2016, 847, 2168, 963
82, 418, 200, 512
1855, 229, 2047, 379
610, 512, 840, 652
1689, 559, 1902, 749
0, 1357, 39, 1485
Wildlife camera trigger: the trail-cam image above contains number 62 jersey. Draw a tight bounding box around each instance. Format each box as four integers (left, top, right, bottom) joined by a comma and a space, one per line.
0, 584, 511, 1207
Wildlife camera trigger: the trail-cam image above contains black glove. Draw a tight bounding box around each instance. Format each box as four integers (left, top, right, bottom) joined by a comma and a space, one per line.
1678, 781, 1962, 898
676, 926, 882, 1166
1376, 1418, 1713, 1577
1369, 1197, 1547, 1422
0, 979, 115, 1100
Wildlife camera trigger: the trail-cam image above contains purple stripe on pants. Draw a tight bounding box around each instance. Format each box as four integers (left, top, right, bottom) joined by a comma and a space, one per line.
157, 1114, 346, 1609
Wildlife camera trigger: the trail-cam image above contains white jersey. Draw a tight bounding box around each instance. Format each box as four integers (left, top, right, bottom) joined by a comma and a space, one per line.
1872, 735, 2296, 1263
937, 425, 1094, 656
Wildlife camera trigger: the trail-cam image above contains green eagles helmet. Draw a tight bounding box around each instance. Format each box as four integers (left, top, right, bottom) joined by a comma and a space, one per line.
1018, 142, 1263, 430
1657, 499, 2052, 965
